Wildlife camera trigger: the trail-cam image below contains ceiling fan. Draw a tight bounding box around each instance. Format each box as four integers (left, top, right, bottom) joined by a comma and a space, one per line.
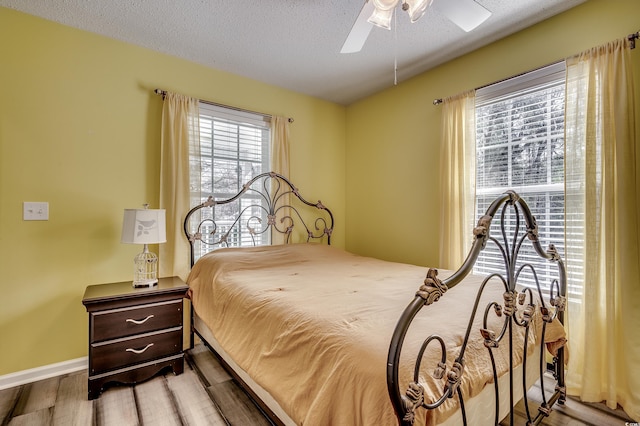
341, 0, 492, 53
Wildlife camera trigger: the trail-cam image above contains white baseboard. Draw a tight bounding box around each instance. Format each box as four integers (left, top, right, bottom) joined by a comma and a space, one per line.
0, 357, 88, 390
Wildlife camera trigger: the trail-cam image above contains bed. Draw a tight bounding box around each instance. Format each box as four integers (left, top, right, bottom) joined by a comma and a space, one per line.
184, 172, 567, 425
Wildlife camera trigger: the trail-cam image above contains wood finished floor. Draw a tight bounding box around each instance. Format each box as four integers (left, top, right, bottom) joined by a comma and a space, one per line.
0, 343, 635, 426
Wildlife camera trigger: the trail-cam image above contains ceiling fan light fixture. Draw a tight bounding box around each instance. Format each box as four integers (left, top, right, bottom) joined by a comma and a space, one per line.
403, 0, 434, 23
367, 7, 395, 29
368, 0, 399, 29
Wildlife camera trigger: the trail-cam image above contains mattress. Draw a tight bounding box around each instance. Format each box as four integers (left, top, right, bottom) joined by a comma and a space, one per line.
187, 244, 563, 425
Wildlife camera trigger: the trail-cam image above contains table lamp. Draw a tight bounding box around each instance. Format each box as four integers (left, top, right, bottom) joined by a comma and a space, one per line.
121, 204, 167, 287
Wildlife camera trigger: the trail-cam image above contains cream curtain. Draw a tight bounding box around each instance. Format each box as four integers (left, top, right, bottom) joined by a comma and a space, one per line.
271, 116, 290, 177
564, 38, 640, 420
439, 90, 477, 270
270, 116, 291, 244
159, 92, 200, 281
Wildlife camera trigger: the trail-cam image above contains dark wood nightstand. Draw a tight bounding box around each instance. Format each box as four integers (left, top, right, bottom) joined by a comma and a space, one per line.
82, 276, 188, 400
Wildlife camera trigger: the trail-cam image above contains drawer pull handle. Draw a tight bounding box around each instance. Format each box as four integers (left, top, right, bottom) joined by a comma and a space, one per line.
126, 315, 154, 325
126, 343, 154, 354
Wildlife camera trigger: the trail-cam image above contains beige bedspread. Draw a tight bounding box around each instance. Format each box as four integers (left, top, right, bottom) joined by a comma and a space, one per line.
187, 244, 565, 426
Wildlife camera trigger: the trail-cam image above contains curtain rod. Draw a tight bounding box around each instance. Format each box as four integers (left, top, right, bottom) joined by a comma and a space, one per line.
431, 59, 563, 106
433, 29, 640, 106
154, 89, 294, 123
629, 30, 640, 49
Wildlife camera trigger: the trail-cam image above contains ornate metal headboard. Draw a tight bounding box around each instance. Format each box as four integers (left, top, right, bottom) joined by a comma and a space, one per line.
184, 172, 334, 267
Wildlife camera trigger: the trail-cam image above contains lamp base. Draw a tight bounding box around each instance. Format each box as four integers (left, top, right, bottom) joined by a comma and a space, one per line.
132, 278, 159, 288
132, 245, 159, 288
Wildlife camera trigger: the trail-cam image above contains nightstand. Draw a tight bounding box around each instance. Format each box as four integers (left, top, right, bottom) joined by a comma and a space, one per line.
82, 276, 188, 400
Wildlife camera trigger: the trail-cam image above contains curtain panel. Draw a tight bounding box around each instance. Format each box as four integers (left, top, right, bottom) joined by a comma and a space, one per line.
564, 37, 640, 420
270, 116, 291, 245
159, 92, 200, 281
439, 90, 477, 269
271, 116, 290, 178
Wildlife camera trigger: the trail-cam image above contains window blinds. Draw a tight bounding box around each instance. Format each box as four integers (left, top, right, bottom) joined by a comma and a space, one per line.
473, 62, 573, 293
190, 103, 271, 259
198, 103, 270, 196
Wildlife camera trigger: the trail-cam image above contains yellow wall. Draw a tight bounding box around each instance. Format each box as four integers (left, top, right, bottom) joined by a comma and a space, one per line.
0, 8, 346, 375
2, 0, 640, 376
345, 0, 640, 267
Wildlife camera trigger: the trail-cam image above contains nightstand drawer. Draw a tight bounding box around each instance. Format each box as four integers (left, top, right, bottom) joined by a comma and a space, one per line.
91, 299, 182, 342
90, 327, 182, 375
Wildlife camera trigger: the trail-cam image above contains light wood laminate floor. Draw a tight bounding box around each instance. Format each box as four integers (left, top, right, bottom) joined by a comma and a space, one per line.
0, 344, 635, 425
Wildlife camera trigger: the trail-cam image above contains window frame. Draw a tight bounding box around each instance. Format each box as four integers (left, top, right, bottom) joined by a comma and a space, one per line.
190, 102, 272, 260
473, 62, 573, 294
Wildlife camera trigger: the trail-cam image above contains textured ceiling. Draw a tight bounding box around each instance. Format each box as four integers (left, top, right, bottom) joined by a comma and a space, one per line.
1, 0, 587, 105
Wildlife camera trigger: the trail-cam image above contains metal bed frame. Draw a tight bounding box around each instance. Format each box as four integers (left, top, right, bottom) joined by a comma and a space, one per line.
387, 190, 567, 425
183, 172, 567, 426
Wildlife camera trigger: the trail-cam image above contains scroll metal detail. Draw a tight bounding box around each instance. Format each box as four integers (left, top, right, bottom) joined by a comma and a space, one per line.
416, 268, 448, 305
473, 215, 493, 248
502, 291, 518, 317
444, 361, 465, 398
401, 382, 425, 424
183, 172, 335, 267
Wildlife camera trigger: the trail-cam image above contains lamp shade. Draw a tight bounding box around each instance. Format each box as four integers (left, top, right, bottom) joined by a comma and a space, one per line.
121, 208, 167, 244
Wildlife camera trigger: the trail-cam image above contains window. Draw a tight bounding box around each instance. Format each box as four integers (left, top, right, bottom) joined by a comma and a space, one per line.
191, 103, 271, 260
473, 63, 580, 294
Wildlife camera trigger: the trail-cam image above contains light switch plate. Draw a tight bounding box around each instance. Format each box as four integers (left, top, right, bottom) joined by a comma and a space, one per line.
24, 202, 49, 220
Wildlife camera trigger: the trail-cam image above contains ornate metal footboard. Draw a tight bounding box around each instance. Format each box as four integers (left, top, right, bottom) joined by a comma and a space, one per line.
387, 191, 567, 425
184, 172, 334, 267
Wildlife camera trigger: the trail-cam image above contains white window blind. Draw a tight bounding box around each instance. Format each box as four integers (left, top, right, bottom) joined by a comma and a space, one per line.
473, 62, 575, 293
191, 103, 271, 260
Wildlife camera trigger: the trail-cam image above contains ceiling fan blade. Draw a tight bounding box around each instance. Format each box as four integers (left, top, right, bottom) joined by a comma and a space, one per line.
432, 0, 491, 32
341, 1, 375, 54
